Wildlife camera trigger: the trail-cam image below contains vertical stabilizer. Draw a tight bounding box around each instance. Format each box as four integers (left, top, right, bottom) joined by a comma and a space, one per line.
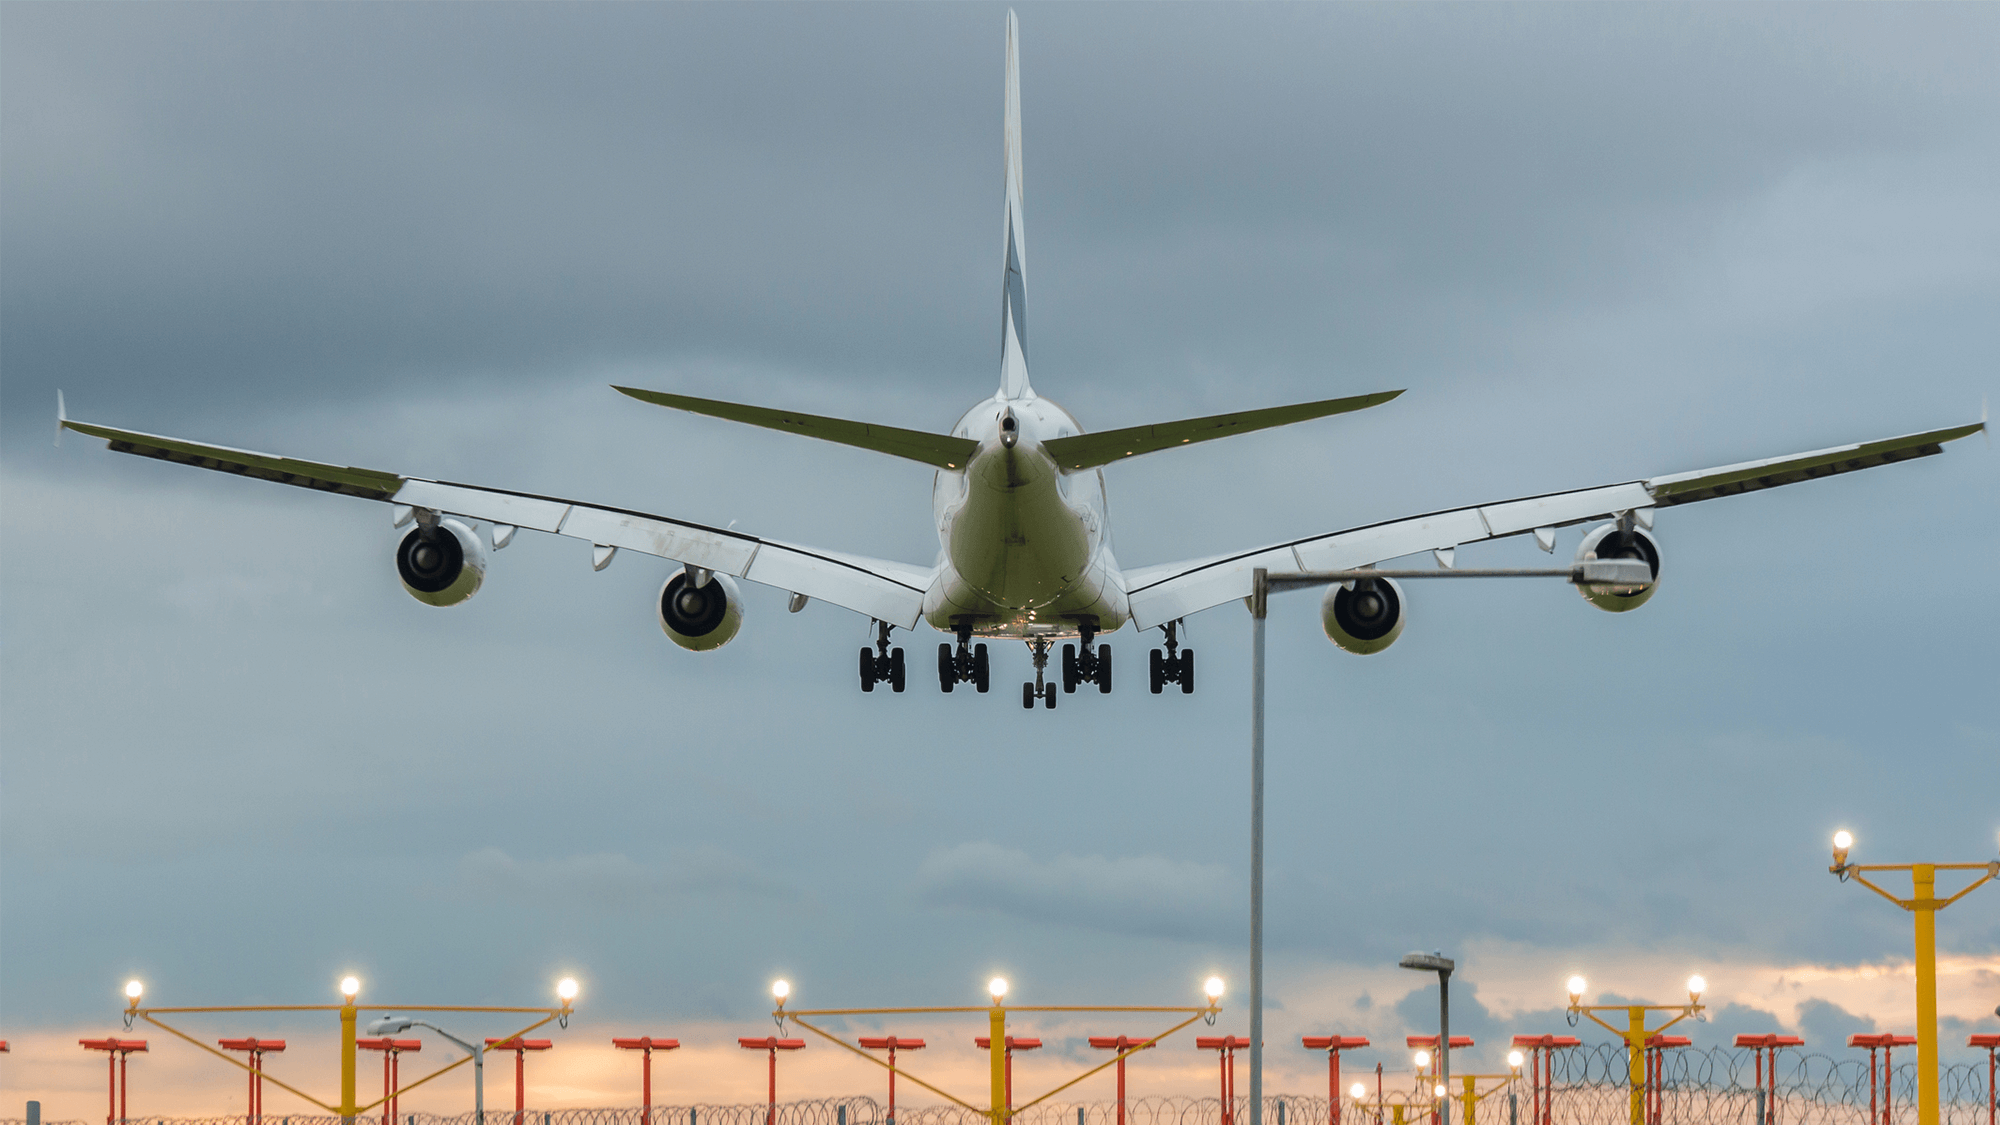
999, 10, 1032, 400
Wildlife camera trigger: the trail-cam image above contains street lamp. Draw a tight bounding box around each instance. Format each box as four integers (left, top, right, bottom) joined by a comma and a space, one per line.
367, 1017, 488, 1125
1399, 952, 1456, 1105
1827, 831, 1998, 1125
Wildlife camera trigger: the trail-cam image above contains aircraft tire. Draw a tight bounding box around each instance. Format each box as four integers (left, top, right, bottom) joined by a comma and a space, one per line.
973, 644, 990, 692
1045, 686, 1056, 709
889, 647, 906, 693
1022, 682, 1034, 709
860, 647, 876, 692
1098, 645, 1112, 693
1180, 649, 1195, 693
938, 643, 955, 692
1150, 648, 1165, 694
1061, 644, 1079, 692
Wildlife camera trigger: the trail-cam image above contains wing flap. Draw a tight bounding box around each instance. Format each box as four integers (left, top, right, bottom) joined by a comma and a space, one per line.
1645, 423, 1982, 505
614, 386, 979, 470
1042, 390, 1402, 471
63, 419, 403, 500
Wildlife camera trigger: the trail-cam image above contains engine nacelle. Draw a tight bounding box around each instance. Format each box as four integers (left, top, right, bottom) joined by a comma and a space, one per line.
1320, 576, 1406, 655
1575, 523, 1661, 612
396, 519, 486, 607
658, 570, 744, 651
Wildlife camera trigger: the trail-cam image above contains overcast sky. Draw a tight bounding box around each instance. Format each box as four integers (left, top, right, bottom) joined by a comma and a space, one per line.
4, 2, 1997, 1114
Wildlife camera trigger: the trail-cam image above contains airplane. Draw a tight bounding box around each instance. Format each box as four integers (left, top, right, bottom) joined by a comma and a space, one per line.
58, 12, 1984, 711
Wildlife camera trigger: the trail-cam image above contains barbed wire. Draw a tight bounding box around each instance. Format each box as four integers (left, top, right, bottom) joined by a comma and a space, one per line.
12, 1050, 1990, 1125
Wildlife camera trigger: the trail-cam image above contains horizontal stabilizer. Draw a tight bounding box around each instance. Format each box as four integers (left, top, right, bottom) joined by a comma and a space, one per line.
1043, 389, 1403, 471
614, 386, 979, 470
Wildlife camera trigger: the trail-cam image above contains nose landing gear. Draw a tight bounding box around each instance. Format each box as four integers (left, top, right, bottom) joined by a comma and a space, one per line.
939, 621, 991, 693
1022, 637, 1057, 709
859, 620, 905, 693
1149, 619, 1194, 694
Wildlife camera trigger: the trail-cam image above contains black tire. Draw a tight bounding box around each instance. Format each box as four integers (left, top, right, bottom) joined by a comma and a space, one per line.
938, 643, 955, 693
1061, 644, 1079, 693
889, 647, 906, 693
1022, 682, 1035, 709
1180, 648, 1195, 693
1150, 648, 1165, 694
1097, 645, 1113, 693
973, 644, 990, 692
860, 647, 876, 692
1045, 686, 1056, 709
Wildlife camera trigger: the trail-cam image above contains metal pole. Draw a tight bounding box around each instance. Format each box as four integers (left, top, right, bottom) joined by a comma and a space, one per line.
989, 1008, 1007, 1125
475, 1044, 485, 1125
1439, 974, 1450, 1122
341, 1003, 358, 1125
1913, 865, 1940, 1125
1250, 569, 1267, 1125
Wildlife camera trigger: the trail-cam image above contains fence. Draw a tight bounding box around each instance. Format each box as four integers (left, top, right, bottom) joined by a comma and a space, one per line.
8, 1050, 1992, 1125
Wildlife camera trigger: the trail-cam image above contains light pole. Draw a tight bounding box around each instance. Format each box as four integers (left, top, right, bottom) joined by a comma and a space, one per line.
367, 1017, 488, 1125
613, 1037, 681, 1125
1245, 558, 1651, 1125
1563, 975, 1705, 1125
1399, 953, 1456, 1116
219, 1038, 287, 1125
1828, 830, 1998, 1125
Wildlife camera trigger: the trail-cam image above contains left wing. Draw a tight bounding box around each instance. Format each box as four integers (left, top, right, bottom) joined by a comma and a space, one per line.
59, 416, 933, 628
1123, 421, 1984, 629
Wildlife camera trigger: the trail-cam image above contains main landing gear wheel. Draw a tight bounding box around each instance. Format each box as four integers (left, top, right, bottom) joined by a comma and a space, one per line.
1061, 643, 1113, 693
1149, 620, 1194, 694
940, 625, 991, 693
859, 620, 904, 693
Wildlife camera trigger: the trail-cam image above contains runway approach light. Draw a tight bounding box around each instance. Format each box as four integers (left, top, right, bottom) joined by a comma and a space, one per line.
1413, 1050, 1431, 1069
1507, 1050, 1525, 1070
1832, 831, 1853, 868
772, 980, 791, 1005
558, 978, 579, 1003
1349, 1083, 1367, 1100
1433, 1085, 1448, 1099
340, 976, 361, 1000
1686, 975, 1706, 1003
125, 980, 143, 1007
1204, 977, 1226, 1002
989, 977, 1009, 1003
1566, 976, 1587, 1005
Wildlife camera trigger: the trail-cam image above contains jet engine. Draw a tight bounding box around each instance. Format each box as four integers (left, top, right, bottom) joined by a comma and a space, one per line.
658, 569, 744, 651
1575, 522, 1661, 612
1320, 576, 1406, 655
396, 518, 486, 607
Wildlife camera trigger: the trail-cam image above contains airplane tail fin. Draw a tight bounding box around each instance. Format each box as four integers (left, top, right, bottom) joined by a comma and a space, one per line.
999, 10, 1032, 401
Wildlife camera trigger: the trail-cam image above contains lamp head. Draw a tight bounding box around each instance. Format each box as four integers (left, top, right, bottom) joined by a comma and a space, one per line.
1413, 1049, 1431, 1069
1434, 1085, 1448, 1099
340, 976, 361, 1000
557, 978, 579, 1004
1832, 830, 1852, 869
1204, 977, 1226, 1003
1566, 975, 1587, 1005
1686, 975, 1706, 1004
771, 980, 790, 1006
988, 977, 1009, 1004
125, 980, 144, 1007
1507, 1049, 1525, 1070
368, 1017, 418, 1036
1349, 1083, 1366, 1101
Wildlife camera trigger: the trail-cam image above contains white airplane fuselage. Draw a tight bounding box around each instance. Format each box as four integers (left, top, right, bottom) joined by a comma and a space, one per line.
924, 392, 1129, 638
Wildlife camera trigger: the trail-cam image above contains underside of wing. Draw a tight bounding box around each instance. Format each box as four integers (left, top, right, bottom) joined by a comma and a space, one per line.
62, 415, 932, 628
1123, 420, 1983, 629
613, 386, 979, 470
1042, 389, 1403, 471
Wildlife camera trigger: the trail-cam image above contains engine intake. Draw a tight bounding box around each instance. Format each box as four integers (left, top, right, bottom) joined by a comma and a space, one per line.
1575, 523, 1661, 612
1321, 576, 1406, 655
658, 570, 744, 651
396, 519, 486, 607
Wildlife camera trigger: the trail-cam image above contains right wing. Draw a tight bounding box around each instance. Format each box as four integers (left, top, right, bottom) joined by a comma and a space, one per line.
1123, 421, 1984, 630
60, 416, 933, 628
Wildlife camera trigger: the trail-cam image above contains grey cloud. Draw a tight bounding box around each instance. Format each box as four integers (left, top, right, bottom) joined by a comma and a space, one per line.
459, 845, 797, 910
913, 842, 1230, 942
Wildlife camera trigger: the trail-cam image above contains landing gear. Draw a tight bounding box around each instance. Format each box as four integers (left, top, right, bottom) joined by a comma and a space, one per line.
859, 620, 905, 693
1060, 620, 1113, 694
1022, 637, 1057, 709
1149, 620, 1194, 694
938, 622, 990, 693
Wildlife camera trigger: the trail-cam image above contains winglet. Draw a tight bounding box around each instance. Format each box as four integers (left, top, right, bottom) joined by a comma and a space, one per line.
55, 390, 67, 447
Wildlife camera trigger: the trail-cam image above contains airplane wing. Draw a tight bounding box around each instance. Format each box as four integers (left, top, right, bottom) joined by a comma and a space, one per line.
1122, 421, 1984, 630
59, 416, 933, 628
1042, 390, 1404, 471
